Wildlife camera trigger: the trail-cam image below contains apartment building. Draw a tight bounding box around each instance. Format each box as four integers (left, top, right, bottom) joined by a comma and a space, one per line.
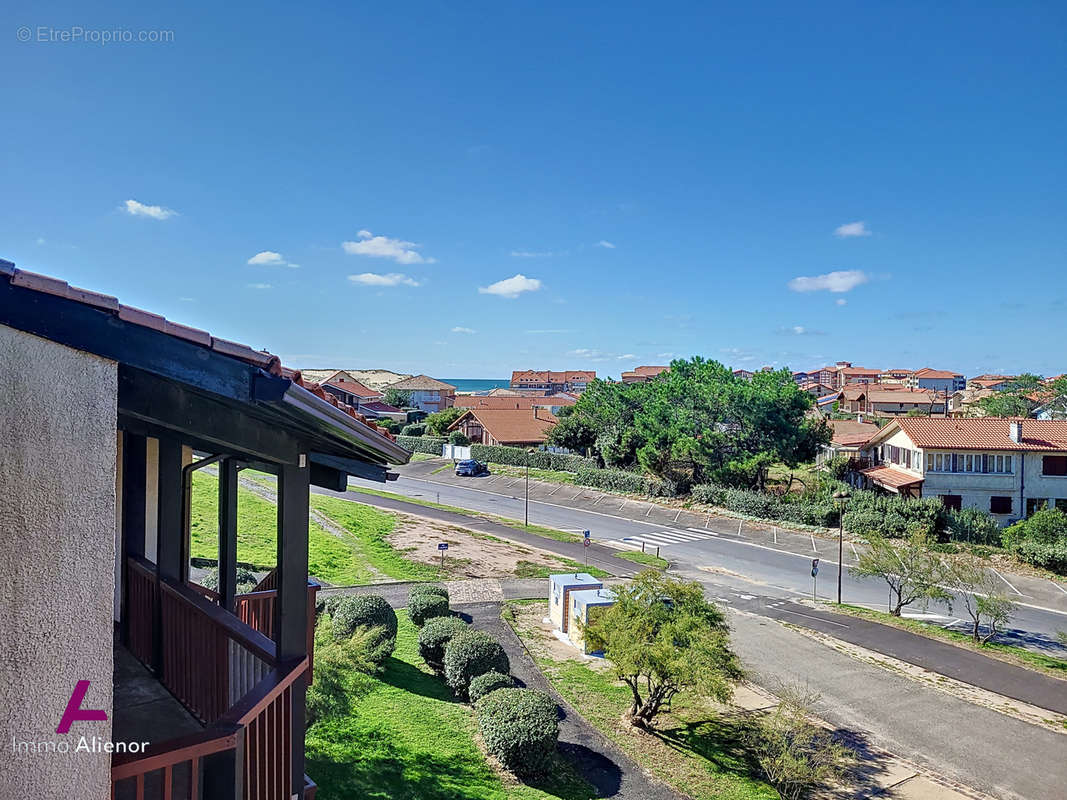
906, 367, 966, 394
620, 365, 670, 383
858, 417, 1067, 524
510, 370, 596, 393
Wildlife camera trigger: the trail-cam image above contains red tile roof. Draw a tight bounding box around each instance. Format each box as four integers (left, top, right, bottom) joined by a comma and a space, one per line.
385, 374, 456, 391
913, 367, 962, 379
511, 370, 596, 384
454, 395, 576, 411
829, 420, 879, 446
324, 376, 380, 398
891, 417, 1067, 451
859, 465, 923, 489
450, 408, 557, 444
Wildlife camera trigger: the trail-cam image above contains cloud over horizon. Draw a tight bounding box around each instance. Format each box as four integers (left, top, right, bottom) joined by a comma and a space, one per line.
478, 274, 542, 298
343, 230, 435, 264
788, 269, 871, 293
124, 199, 177, 220
348, 272, 421, 287
247, 250, 298, 267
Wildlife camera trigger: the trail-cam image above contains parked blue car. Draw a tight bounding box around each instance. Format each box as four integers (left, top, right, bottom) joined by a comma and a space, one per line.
455, 459, 489, 477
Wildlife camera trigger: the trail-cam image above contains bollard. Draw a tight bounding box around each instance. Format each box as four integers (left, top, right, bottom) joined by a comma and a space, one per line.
641, 541, 646, 552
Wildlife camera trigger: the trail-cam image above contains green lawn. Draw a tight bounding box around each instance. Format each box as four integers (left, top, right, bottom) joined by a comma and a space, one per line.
189, 472, 370, 585
306, 616, 595, 800
504, 603, 777, 800
487, 463, 577, 485
514, 559, 609, 580
829, 603, 1067, 680
616, 551, 669, 569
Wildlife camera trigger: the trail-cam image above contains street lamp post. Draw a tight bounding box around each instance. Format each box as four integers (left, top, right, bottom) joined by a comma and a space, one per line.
833, 489, 851, 604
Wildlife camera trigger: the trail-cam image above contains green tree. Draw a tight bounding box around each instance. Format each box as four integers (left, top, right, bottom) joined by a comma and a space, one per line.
852, 533, 949, 616
583, 571, 741, 729
973, 373, 1044, 418
1002, 508, 1067, 571
944, 556, 1016, 643
424, 406, 465, 435
383, 388, 412, 408
545, 405, 599, 454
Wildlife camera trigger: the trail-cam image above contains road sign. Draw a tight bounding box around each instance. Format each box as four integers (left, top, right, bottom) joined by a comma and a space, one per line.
583, 530, 590, 539
810, 567, 819, 577
812, 558, 819, 569
438, 543, 448, 551
583, 538, 590, 548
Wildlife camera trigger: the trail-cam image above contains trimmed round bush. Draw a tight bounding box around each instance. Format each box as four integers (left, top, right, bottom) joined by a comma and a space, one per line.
200, 567, 259, 595
468, 670, 514, 704
476, 688, 559, 775
443, 630, 510, 698
332, 595, 398, 642
417, 616, 469, 672
409, 583, 449, 603
409, 593, 450, 627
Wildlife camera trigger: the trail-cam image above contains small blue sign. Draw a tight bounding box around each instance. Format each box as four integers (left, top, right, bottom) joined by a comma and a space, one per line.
811, 567, 819, 577
583, 530, 590, 539
438, 543, 449, 551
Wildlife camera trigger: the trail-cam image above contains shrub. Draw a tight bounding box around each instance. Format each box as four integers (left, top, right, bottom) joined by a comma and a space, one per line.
574, 467, 675, 496
449, 430, 471, 446
408, 593, 450, 627
396, 435, 448, 455
1002, 509, 1067, 572
468, 670, 514, 704
199, 566, 259, 595
946, 508, 1002, 546
417, 616, 469, 672
409, 583, 449, 603
400, 423, 426, 437
825, 455, 851, 481
469, 444, 596, 472
443, 629, 510, 697
476, 688, 559, 776
332, 594, 398, 641
691, 483, 727, 506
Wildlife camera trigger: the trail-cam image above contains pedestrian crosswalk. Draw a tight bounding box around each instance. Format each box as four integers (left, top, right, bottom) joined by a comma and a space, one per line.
604, 528, 719, 551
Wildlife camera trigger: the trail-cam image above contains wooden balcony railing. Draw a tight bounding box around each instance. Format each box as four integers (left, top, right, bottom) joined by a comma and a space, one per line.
111, 724, 239, 800
126, 557, 159, 666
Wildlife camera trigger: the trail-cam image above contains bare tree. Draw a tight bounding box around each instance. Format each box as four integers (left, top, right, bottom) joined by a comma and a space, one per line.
852, 533, 949, 616
945, 556, 1017, 643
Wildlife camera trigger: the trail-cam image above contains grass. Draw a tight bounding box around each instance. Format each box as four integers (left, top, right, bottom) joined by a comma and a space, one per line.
616, 551, 669, 569
410, 452, 442, 462
503, 603, 776, 800
829, 602, 1067, 680
309, 494, 444, 584
189, 472, 370, 585
514, 559, 610, 580
306, 615, 596, 800
348, 486, 584, 544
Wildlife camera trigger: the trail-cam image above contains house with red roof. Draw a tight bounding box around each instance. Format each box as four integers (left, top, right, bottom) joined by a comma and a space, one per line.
448, 407, 558, 447
858, 417, 1067, 521
620, 365, 670, 383
510, 370, 595, 393
906, 367, 966, 394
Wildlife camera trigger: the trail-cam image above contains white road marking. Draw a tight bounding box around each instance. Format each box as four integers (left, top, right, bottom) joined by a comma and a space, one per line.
850, 541, 859, 559
570, 491, 583, 501
1049, 579, 1067, 596
737, 520, 743, 537
547, 484, 563, 496
674, 509, 682, 522
810, 534, 818, 553
645, 504, 654, 516
705, 515, 710, 528
991, 568, 1024, 596
773, 526, 777, 544
593, 496, 604, 506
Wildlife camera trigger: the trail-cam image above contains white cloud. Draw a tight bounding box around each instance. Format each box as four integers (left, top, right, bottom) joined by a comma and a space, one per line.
247, 283, 272, 290
656, 352, 675, 359
451, 326, 476, 334
525, 329, 572, 334
124, 199, 178, 220
616, 353, 636, 360
596, 240, 616, 249
247, 250, 299, 268
836, 298, 847, 306
478, 274, 542, 299
348, 272, 421, 287
834, 221, 871, 238
342, 230, 435, 264
778, 325, 826, 336
510, 250, 554, 258
787, 270, 871, 293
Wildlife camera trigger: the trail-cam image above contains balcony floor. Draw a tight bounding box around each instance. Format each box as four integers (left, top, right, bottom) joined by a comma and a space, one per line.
113, 635, 203, 747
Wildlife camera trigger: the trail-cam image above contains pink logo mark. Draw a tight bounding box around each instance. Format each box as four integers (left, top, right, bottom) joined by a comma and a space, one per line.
56, 680, 108, 734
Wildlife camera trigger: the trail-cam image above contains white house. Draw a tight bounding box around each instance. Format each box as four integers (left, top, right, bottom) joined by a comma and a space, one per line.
906, 367, 966, 394
857, 417, 1067, 524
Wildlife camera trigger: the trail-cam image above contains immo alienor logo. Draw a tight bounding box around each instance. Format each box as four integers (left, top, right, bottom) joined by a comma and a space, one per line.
56, 680, 107, 733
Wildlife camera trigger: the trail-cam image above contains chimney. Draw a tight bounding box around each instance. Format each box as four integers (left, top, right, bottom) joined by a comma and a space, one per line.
1009, 421, 1023, 444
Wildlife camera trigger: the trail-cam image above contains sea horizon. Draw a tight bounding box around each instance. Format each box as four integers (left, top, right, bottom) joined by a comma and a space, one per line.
443, 378, 510, 393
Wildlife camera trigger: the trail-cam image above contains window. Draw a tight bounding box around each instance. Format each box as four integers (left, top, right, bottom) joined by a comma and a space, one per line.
1026, 498, 1048, 517
965, 454, 973, 472
927, 453, 934, 471
996, 455, 1003, 473
1056, 499, 1067, 513
1005, 455, 1012, 473
990, 496, 1012, 515
940, 495, 962, 510
1042, 456, 1067, 476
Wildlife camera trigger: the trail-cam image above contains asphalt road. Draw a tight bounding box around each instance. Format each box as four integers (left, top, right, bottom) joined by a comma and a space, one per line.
352, 469, 1067, 657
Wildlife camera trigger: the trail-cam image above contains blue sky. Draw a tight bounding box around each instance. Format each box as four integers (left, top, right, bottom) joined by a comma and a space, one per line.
3, 2, 1065, 379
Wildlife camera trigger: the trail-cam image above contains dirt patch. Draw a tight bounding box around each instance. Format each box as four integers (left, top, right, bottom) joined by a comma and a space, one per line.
387, 519, 582, 580
506, 600, 615, 670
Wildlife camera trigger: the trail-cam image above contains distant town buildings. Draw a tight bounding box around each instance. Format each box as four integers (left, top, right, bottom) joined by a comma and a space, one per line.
620, 365, 670, 383
510, 370, 596, 393
383, 374, 457, 412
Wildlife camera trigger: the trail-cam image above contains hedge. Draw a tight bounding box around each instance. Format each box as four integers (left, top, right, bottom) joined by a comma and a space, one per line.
1002, 508, 1067, 572
476, 688, 559, 776
331, 595, 398, 642
408, 593, 450, 627
400, 423, 426, 437
443, 629, 510, 698
409, 584, 449, 603
469, 444, 596, 472
396, 435, 448, 455
417, 616, 469, 673
199, 567, 259, 595
468, 670, 514, 704
946, 508, 1002, 546
575, 467, 676, 497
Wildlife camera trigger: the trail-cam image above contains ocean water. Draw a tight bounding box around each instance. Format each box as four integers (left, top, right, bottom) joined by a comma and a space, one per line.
444, 378, 511, 393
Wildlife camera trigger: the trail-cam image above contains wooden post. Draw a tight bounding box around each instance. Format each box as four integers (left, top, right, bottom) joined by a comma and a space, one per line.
156, 436, 184, 675
277, 460, 310, 796
218, 458, 239, 611
202, 727, 244, 800
120, 431, 147, 646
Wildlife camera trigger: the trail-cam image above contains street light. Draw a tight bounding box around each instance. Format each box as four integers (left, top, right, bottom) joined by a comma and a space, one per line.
833, 488, 851, 604
525, 448, 535, 527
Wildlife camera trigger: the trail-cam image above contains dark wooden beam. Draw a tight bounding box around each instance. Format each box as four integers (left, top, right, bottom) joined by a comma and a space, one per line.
156, 436, 184, 582
119, 366, 301, 465
276, 461, 310, 796
309, 452, 390, 484
217, 458, 240, 611
120, 431, 147, 645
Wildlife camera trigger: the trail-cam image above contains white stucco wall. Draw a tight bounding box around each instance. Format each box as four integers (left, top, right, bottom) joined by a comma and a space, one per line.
0, 324, 117, 800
